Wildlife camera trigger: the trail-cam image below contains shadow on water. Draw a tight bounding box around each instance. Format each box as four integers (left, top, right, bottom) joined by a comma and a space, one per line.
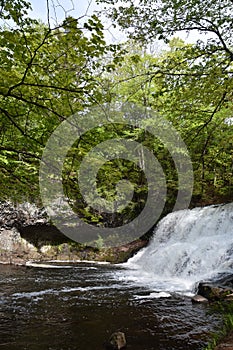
0, 263, 221, 350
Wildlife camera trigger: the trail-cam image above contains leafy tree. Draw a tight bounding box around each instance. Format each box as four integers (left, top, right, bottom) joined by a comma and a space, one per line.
0, 0, 33, 26
0, 1, 123, 200
99, 0, 233, 53
99, 0, 233, 125
101, 40, 233, 204
0, 0, 232, 237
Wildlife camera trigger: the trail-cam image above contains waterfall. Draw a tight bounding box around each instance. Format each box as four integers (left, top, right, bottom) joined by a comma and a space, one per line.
125, 203, 233, 293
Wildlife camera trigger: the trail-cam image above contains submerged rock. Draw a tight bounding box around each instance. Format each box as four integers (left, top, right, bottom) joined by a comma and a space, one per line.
105, 332, 126, 350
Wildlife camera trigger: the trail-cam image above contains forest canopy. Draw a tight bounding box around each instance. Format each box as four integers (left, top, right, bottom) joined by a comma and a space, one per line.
0, 0, 232, 235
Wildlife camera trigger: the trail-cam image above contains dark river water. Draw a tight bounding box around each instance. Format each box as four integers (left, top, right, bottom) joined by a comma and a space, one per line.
0, 262, 222, 350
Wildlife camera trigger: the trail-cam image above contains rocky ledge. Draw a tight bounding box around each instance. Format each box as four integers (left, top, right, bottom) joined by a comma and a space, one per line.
192, 275, 233, 303
0, 201, 147, 265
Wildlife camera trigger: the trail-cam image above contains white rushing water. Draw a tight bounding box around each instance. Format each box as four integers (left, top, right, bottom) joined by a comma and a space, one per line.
123, 203, 233, 294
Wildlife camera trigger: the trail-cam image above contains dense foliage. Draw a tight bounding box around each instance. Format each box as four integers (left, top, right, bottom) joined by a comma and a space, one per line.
0, 0, 232, 236
99, 0, 233, 203
0, 0, 122, 200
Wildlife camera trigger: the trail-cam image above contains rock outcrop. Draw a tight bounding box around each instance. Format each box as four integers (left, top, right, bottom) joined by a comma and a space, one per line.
0, 201, 148, 265
0, 201, 47, 229
195, 279, 233, 302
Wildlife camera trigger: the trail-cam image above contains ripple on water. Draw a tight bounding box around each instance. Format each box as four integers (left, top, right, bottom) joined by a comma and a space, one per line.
0, 263, 222, 350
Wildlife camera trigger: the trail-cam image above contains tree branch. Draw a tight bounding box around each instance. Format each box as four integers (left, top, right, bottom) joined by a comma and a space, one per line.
7, 29, 52, 95
0, 107, 44, 146
0, 146, 41, 160
189, 90, 228, 143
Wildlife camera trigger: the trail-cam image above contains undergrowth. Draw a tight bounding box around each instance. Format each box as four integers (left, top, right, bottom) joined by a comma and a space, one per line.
204, 301, 233, 350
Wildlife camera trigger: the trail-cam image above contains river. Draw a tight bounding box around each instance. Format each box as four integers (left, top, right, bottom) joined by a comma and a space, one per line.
0, 262, 221, 350
2, 203, 233, 350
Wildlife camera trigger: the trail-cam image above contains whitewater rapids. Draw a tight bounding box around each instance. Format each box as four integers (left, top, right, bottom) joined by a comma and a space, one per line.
121, 203, 233, 294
